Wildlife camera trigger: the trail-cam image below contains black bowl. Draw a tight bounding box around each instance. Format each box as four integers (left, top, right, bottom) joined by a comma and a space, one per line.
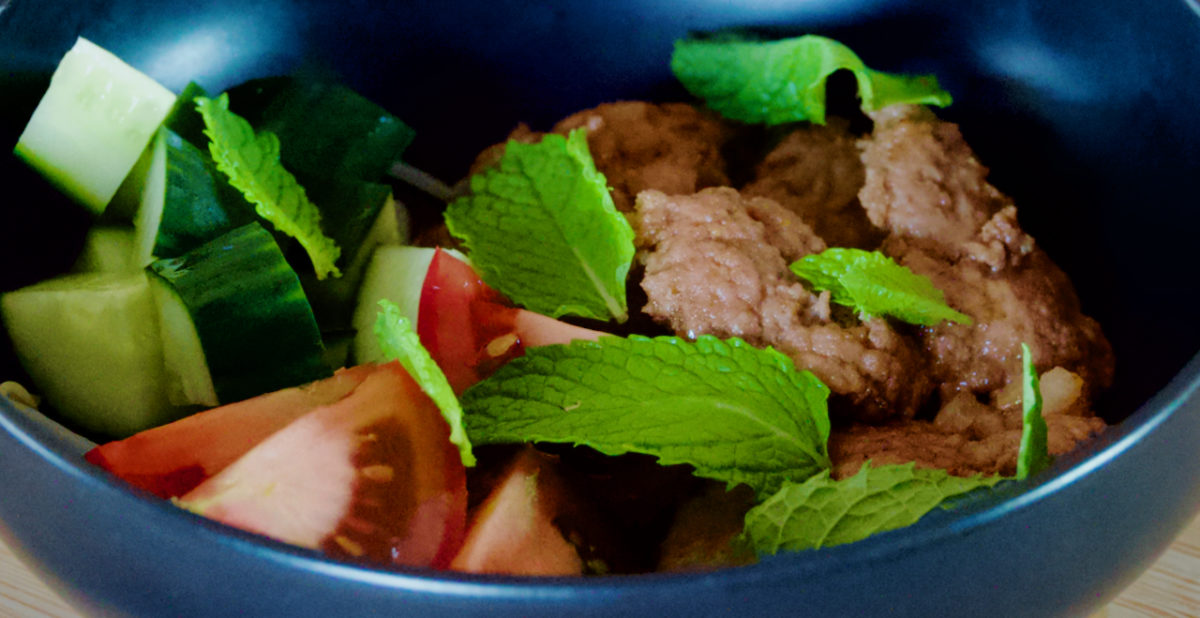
2, 0, 1199, 616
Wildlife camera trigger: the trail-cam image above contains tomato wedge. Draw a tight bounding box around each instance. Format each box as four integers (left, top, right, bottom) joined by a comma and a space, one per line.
417, 248, 601, 393
449, 447, 583, 575
85, 364, 378, 498
178, 361, 467, 569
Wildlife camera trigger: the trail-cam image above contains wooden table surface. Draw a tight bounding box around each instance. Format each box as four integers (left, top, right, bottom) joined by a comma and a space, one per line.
1, 513, 1197, 617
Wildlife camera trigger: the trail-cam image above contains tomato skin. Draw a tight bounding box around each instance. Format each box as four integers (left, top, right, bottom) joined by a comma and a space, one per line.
97, 361, 467, 570
449, 447, 583, 576
417, 248, 492, 393
418, 248, 602, 393
85, 364, 378, 498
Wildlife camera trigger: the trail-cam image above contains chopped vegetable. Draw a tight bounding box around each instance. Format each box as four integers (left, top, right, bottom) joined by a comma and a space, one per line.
374, 299, 476, 467
14, 37, 176, 214
462, 335, 832, 497
133, 127, 256, 265
225, 76, 415, 183
445, 129, 635, 322
449, 447, 584, 575
175, 361, 468, 569
195, 94, 342, 279
85, 364, 377, 498
671, 34, 951, 125
744, 462, 1000, 554
70, 226, 139, 274
414, 248, 603, 394
148, 223, 330, 404
790, 248, 972, 326
0, 272, 187, 437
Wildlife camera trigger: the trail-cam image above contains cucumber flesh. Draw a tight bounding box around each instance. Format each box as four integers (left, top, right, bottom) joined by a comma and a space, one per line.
70, 226, 139, 274
149, 276, 218, 407
351, 245, 443, 365
149, 223, 331, 403
14, 37, 176, 215
0, 272, 189, 438
133, 128, 169, 265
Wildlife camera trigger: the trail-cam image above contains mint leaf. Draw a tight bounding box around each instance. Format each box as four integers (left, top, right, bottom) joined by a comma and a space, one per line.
790, 248, 971, 326
195, 94, 341, 280
671, 34, 952, 126
374, 299, 475, 467
1016, 343, 1050, 479
744, 462, 1001, 554
462, 335, 831, 497
444, 129, 634, 322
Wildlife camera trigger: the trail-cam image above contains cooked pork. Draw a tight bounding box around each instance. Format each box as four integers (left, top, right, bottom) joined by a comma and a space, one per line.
553, 102, 733, 213
857, 104, 1115, 402
634, 187, 933, 422
743, 119, 882, 249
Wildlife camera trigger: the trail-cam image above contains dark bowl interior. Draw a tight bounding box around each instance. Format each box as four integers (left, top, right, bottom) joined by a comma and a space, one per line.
1, 0, 1199, 616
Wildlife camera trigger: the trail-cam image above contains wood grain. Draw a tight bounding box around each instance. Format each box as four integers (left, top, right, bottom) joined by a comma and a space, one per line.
2, 512, 1198, 617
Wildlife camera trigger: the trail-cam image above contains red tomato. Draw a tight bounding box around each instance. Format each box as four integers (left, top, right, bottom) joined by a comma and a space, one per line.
85, 364, 379, 498
417, 248, 602, 393
449, 447, 583, 576
177, 361, 467, 569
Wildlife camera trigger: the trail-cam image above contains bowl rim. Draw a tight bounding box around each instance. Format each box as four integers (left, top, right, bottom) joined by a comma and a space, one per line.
2, 349, 1198, 597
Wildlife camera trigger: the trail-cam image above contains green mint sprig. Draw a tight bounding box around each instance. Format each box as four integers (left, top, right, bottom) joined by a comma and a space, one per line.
195, 93, 341, 279
671, 34, 952, 126
790, 248, 971, 326
744, 462, 1001, 554
374, 299, 475, 467
462, 335, 831, 497
444, 129, 634, 323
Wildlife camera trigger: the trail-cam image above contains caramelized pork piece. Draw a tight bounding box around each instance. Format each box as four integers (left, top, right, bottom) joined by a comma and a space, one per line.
858, 104, 1011, 261
635, 187, 932, 422
857, 104, 1114, 401
830, 367, 1106, 479
553, 102, 733, 213
743, 119, 883, 249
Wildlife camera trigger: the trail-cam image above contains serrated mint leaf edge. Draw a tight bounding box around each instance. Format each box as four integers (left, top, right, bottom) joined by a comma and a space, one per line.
461, 334, 832, 496
790, 248, 971, 326
373, 299, 475, 467
195, 93, 342, 279
444, 129, 634, 322
743, 462, 1002, 555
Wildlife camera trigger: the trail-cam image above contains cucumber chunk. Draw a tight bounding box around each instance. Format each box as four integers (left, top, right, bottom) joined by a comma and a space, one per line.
149, 276, 219, 407
0, 272, 189, 437
70, 226, 139, 274
133, 127, 256, 266
14, 37, 176, 215
302, 190, 407, 330
351, 245, 464, 365
149, 223, 331, 403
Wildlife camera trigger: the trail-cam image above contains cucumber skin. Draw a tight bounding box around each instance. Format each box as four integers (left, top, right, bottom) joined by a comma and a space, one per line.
154, 129, 257, 258
149, 223, 331, 403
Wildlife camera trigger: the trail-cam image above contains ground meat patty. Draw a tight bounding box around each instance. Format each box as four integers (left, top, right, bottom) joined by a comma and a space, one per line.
857, 104, 1115, 401
553, 102, 733, 213
830, 368, 1106, 478
858, 104, 1012, 261
743, 119, 883, 249
634, 187, 933, 422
